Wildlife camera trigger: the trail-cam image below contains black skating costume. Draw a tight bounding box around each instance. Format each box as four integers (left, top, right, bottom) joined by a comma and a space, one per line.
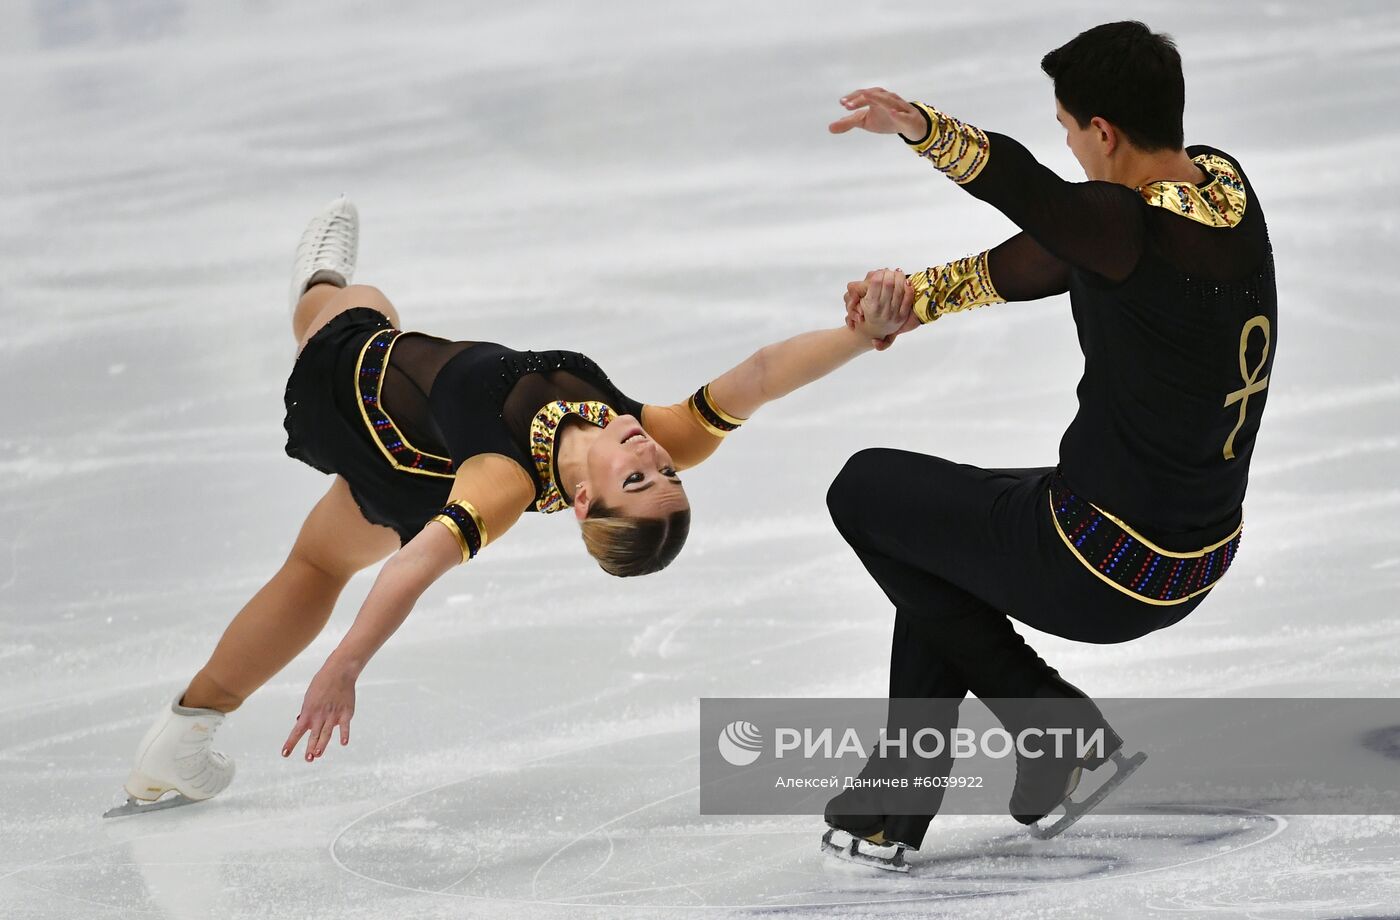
283, 308, 742, 557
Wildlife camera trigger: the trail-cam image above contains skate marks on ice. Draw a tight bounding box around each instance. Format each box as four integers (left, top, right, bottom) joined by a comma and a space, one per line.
329, 732, 1284, 911
817, 808, 1288, 910
1361, 725, 1400, 760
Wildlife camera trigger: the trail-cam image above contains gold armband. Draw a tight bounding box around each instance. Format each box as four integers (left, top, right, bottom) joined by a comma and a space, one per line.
430, 499, 488, 564
910, 251, 1005, 325
903, 101, 990, 185
687, 384, 746, 438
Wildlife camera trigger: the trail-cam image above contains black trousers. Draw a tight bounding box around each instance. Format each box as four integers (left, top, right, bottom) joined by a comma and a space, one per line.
822, 448, 1212, 848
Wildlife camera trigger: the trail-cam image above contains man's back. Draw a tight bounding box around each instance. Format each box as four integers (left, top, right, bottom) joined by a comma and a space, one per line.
1053, 146, 1277, 544
880, 106, 1277, 546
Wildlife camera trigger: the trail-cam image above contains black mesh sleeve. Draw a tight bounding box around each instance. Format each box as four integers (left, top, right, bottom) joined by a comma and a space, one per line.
965, 132, 1146, 283
987, 231, 1072, 301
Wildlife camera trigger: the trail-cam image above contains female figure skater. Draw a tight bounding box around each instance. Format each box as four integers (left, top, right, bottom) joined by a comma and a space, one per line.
106, 197, 914, 817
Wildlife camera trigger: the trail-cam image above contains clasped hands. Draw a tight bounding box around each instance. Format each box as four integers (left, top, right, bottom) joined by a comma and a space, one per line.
846, 269, 920, 352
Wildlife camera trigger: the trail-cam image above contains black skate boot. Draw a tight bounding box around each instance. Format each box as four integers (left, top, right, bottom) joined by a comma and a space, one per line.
1004, 675, 1146, 838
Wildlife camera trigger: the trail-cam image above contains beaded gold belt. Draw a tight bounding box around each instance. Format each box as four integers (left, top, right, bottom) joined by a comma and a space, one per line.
1048, 471, 1241, 606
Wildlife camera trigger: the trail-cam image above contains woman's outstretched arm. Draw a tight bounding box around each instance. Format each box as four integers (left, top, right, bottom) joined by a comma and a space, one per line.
641, 270, 911, 469
708, 268, 912, 419
282, 454, 535, 762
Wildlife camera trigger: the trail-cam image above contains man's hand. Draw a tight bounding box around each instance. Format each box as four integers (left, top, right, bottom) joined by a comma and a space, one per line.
829, 87, 927, 139
845, 276, 922, 351
283, 659, 358, 762
846, 269, 915, 350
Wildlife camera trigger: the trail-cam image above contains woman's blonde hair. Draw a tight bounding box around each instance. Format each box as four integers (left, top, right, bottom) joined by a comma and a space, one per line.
579, 502, 690, 577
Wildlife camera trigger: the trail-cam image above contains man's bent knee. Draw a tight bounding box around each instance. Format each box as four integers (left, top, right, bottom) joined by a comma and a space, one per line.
827, 447, 898, 528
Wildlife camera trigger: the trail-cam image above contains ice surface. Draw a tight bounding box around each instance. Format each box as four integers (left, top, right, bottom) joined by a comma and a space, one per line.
2, 0, 1399, 917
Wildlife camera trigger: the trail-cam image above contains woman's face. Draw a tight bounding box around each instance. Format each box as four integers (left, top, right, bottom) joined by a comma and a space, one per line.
574, 414, 688, 519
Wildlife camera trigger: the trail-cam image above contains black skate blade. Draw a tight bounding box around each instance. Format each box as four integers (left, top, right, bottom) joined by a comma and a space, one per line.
1028, 749, 1146, 840
820, 828, 910, 873
102, 792, 200, 819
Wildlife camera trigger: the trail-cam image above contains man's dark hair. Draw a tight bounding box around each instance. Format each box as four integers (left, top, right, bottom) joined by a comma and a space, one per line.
1041, 21, 1185, 152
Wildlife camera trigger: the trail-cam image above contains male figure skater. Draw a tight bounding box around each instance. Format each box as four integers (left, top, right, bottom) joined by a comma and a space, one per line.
819, 21, 1277, 870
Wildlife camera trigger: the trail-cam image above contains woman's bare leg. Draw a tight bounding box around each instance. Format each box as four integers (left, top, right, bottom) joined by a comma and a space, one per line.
182, 281, 406, 711
292, 282, 402, 350
181, 476, 400, 712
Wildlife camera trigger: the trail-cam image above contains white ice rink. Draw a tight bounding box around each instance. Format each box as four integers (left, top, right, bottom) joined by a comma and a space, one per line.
2, 1, 1399, 917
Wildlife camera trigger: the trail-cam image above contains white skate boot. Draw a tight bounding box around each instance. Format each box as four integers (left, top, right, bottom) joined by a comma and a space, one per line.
103, 694, 236, 818
289, 194, 358, 313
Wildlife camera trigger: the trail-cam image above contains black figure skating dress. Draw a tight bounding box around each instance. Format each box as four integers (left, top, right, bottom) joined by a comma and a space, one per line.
283, 307, 730, 547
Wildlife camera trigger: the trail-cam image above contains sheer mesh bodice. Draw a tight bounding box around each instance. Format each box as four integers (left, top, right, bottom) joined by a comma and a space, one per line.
379, 332, 480, 457
980, 138, 1270, 295
379, 332, 646, 508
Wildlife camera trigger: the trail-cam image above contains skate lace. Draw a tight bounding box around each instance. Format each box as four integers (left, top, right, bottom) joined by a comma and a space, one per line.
309, 215, 355, 257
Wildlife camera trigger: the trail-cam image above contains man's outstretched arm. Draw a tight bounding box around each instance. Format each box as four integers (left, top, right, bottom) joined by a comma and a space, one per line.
830, 87, 1143, 285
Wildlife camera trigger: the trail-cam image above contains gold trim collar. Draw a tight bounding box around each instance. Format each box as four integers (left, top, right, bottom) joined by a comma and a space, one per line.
529, 399, 618, 513
1137, 153, 1247, 228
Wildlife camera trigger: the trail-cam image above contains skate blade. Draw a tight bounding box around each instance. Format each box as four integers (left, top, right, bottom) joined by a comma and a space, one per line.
820, 828, 910, 873
102, 792, 201, 819
1028, 749, 1147, 840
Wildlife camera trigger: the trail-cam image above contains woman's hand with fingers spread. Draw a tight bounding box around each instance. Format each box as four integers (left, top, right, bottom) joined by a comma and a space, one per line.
283, 660, 358, 763
829, 87, 927, 139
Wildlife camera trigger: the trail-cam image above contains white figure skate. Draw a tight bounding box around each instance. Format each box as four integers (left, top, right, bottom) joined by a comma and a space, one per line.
289, 194, 358, 313
820, 828, 910, 873
103, 694, 236, 818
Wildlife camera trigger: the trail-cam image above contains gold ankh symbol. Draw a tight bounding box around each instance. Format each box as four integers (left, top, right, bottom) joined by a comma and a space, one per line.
1222, 314, 1270, 460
